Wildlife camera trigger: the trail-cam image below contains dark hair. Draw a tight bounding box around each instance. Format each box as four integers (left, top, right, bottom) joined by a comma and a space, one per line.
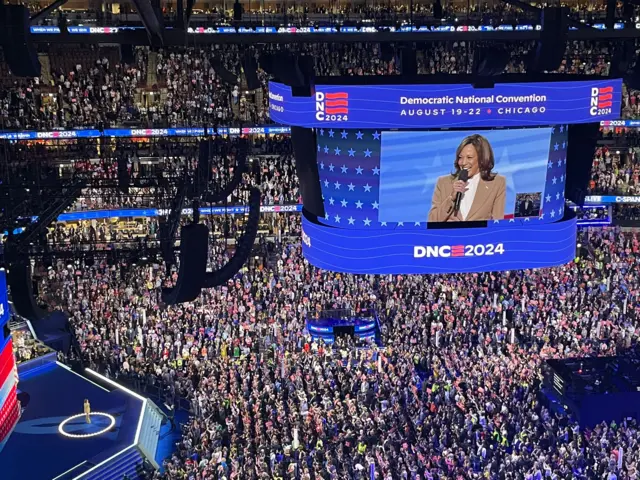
452, 134, 496, 181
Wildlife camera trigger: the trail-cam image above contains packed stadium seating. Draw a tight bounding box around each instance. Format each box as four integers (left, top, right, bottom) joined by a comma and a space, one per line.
3, 19, 640, 480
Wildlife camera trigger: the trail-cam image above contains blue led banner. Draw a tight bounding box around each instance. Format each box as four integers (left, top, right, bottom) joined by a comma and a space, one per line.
584, 195, 640, 204
301, 213, 577, 274
269, 79, 623, 129
0, 126, 291, 141
600, 120, 640, 128
29, 23, 632, 35
0, 270, 9, 328
54, 204, 302, 222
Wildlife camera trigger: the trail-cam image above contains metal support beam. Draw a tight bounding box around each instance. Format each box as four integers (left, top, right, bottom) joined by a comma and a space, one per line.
185, 0, 195, 29
30, 0, 68, 24
177, 0, 184, 29
130, 0, 164, 45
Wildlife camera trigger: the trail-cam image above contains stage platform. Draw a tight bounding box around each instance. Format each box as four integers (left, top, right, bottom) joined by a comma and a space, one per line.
307, 308, 381, 345
0, 362, 150, 480
543, 353, 640, 427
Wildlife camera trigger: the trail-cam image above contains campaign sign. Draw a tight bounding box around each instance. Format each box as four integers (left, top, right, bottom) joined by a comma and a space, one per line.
269, 79, 623, 129
301, 212, 577, 274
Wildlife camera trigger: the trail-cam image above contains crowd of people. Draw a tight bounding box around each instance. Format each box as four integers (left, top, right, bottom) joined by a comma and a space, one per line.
5, 15, 640, 480
0, 38, 633, 130
30, 221, 640, 479
35, 0, 640, 28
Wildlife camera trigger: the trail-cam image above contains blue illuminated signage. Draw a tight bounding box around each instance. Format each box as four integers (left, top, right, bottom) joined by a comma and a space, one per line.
584, 195, 640, 204
0, 270, 9, 328
301, 213, 577, 274
0, 125, 290, 141
269, 79, 623, 129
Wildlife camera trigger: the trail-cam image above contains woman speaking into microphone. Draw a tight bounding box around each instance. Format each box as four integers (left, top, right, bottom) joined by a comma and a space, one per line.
428, 134, 506, 222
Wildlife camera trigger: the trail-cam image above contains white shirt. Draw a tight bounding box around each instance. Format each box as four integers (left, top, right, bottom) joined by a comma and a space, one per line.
459, 173, 480, 220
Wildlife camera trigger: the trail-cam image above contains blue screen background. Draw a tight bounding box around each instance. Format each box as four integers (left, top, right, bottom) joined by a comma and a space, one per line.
378, 128, 553, 223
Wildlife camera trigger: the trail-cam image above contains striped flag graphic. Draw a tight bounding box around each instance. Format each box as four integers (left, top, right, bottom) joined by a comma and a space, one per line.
325, 92, 349, 115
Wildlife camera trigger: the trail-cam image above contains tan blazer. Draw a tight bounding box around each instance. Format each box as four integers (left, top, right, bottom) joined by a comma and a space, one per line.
428, 174, 506, 222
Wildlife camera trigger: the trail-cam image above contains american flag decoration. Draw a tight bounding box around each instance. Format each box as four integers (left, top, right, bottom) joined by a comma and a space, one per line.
317, 128, 385, 228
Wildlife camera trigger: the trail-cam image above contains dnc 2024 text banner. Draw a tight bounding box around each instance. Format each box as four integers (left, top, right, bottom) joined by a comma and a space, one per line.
301, 213, 577, 274
269, 79, 623, 129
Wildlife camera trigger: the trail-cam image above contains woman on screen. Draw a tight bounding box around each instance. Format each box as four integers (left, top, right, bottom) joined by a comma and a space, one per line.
428, 134, 506, 222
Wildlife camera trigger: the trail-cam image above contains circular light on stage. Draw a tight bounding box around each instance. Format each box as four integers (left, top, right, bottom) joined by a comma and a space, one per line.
58, 412, 116, 439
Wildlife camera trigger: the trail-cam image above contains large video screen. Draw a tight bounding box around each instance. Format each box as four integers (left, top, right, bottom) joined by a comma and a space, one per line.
317, 125, 568, 227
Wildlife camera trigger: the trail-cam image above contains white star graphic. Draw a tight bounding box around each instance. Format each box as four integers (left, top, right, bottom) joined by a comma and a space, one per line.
324, 212, 329, 220
560, 175, 564, 182
550, 210, 556, 218
540, 213, 545, 220
414, 222, 421, 226
397, 222, 404, 227
320, 162, 325, 169
372, 166, 380, 175
372, 201, 379, 209
364, 149, 372, 158
372, 131, 381, 140
334, 214, 341, 223
340, 199, 348, 207
334, 181, 341, 189
363, 184, 372, 192
562, 142, 566, 149
554, 143, 559, 151
334, 147, 341, 156
328, 197, 335, 205
319, 129, 325, 136
380, 222, 387, 227
323, 146, 329, 154
328, 164, 335, 172
347, 183, 355, 191
341, 130, 348, 139
355, 200, 363, 209
524, 217, 530, 222
323, 180, 329, 188
509, 218, 515, 223
348, 216, 355, 225
341, 165, 348, 173
363, 218, 372, 226
559, 125, 564, 132
548, 162, 553, 170
493, 220, 500, 224
348, 149, 356, 157
557, 159, 562, 167
355, 166, 363, 174
356, 131, 364, 140
317, 144, 321, 152
328, 129, 335, 138
546, 195, 551, 203
556, 192, 560, 200
552, 177, 557, 184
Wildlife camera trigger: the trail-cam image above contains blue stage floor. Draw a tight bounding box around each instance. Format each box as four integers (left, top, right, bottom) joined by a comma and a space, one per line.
0, 363, 143, 480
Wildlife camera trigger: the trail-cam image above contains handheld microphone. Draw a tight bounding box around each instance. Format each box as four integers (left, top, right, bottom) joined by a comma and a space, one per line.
452, 169, 469, 214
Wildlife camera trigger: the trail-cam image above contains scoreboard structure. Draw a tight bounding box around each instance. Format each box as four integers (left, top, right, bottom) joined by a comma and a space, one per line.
271, 76, 623, 274
0, 269, 19, 452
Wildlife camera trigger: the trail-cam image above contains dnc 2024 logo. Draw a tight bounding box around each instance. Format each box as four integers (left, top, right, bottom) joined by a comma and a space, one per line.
414, 243, 505, 258
315, 91, 349, 122
590, 86, 614, 116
